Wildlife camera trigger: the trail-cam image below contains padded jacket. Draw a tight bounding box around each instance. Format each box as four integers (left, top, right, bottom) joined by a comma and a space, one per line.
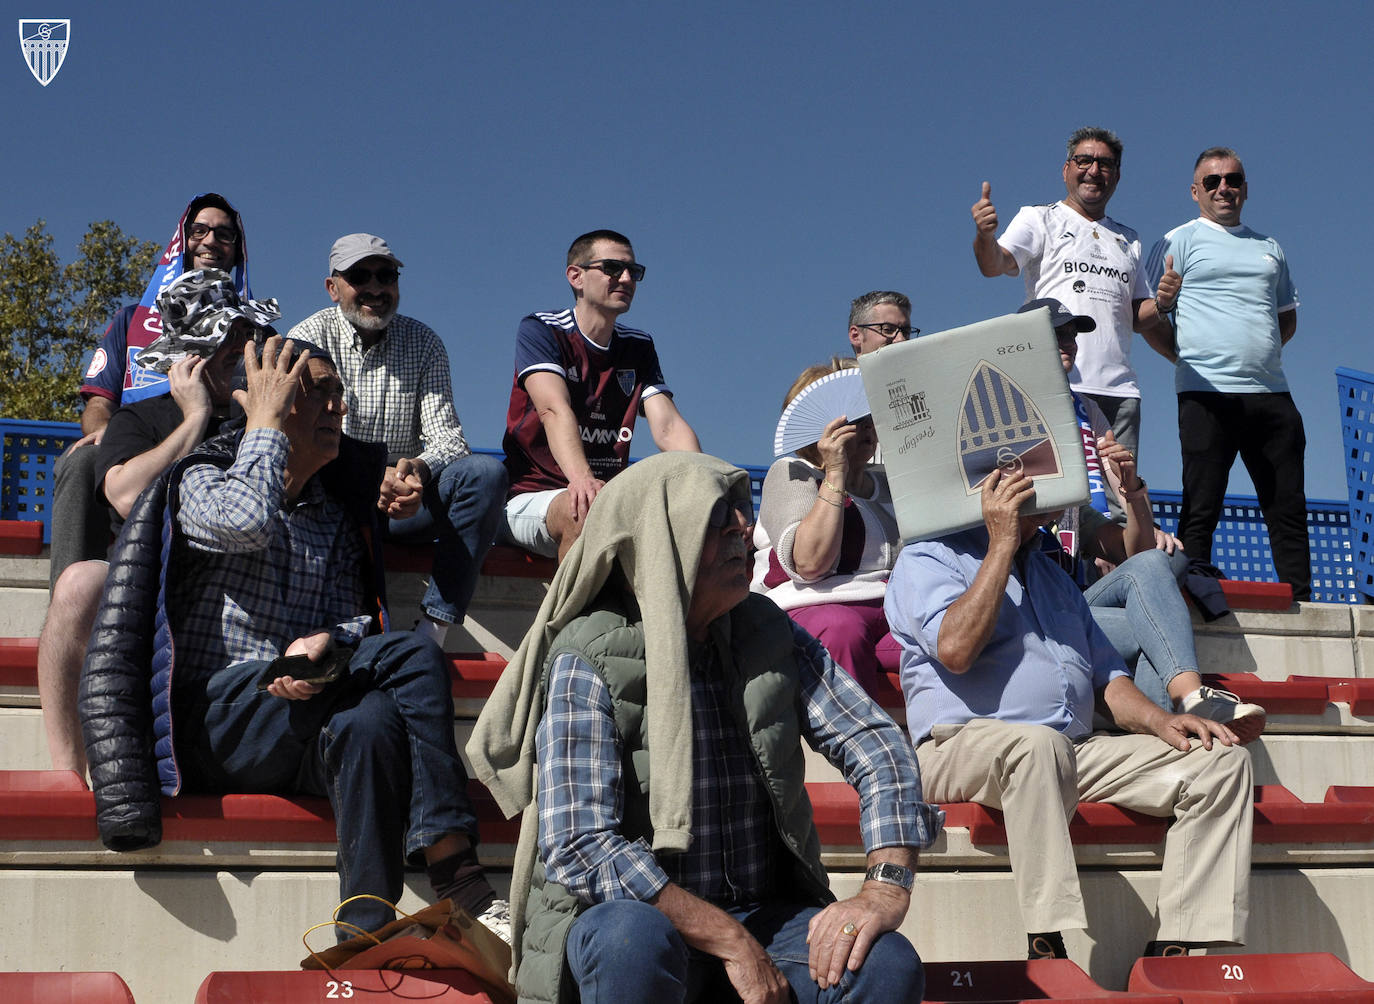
78, 425, 389, 852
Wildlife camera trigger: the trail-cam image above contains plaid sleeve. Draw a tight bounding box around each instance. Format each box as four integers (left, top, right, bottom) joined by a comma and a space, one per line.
176, 428, 290, 552
415, 333, 469, 472
792, 623, 944, 852
536, 652, 670, 904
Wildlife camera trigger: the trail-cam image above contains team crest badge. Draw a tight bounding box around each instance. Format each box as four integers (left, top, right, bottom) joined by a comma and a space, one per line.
18, 19, 69, 86
616, 369, 635, 396
957, 360, 1062, 494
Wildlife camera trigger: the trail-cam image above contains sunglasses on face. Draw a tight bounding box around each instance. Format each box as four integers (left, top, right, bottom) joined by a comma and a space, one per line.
338, 265, 400, 287
1200, 172, 1246, 191
1068, 154, 1119, 172
578, 259, 646, 282
187, 222, 239, 244
708, 496, 755, 530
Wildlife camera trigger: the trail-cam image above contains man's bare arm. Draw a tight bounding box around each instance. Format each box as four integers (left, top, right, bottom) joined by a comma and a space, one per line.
81, 395, 116, 437
972, 181, 1018, 277
1279, 307, 1298, 345
936, 469, 1034, 673
651, 883, 789, 1004
643, 393, 702, 453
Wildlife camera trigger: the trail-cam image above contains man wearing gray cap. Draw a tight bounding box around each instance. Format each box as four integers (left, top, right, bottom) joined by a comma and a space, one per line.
288, 234, 507, 648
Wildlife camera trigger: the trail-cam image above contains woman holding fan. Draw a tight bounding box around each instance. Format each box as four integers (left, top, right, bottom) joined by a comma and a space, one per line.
751, 357, 901, 696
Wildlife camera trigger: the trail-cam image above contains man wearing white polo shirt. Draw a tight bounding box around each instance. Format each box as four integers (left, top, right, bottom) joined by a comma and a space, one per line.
971, 126, 1175, 458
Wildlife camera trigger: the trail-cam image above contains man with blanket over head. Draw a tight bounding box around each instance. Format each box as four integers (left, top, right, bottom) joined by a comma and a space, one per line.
468, 452, 941, 1003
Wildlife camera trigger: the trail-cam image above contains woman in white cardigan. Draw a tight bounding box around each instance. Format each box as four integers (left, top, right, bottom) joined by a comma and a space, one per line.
751, 358, 900, 695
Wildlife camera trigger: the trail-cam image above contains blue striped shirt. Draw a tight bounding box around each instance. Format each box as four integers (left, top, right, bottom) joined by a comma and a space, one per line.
536, 621, 943, 905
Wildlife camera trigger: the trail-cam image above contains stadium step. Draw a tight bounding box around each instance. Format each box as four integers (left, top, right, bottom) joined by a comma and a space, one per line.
1128, 951, 1374, 1002
923, 957, 1179, 1001
195, 969, 500, 1003
0, 971, 135, 1002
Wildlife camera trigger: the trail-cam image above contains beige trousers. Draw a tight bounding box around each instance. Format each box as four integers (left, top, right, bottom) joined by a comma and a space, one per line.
916, 718, 1252, 943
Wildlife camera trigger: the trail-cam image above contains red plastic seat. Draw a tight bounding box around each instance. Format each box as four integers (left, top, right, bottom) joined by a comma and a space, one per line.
924, 958, 1179, 1001
0, 970, 135, 1002
195, 968, 499, 1002
1128, 951, 1374, 1002
0, 519, 43, 556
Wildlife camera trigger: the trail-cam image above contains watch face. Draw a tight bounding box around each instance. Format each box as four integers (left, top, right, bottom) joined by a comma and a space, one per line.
867, 863, 914, 890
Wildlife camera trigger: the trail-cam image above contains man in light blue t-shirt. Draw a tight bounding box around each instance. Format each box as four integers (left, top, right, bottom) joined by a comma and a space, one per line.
1145, 148, 1308, 599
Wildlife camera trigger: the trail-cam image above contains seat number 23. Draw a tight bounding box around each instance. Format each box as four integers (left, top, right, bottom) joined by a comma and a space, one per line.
325, 980, 354, 998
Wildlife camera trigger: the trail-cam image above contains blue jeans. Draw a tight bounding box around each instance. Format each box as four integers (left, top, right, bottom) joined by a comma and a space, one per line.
384, 453, 507, 625
1084, 548, 1196, 712
175, 632, 477, 935
564, 899, 924, 1004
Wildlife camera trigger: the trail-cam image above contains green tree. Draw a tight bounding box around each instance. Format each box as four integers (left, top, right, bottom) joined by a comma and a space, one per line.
0, 219, 158, 420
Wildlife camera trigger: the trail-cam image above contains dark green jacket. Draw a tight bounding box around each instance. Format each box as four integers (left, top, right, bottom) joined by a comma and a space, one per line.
517, 590, 833, 1003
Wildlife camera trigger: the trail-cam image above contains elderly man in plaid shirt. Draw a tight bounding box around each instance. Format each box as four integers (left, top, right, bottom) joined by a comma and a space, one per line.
468, 453, 942, 1003
288, 233, 507, 648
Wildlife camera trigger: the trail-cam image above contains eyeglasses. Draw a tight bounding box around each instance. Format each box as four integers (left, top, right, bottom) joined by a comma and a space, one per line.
1200, 172, 1245, 191
187, 222, 240, 245
1068, 154, 1119, 172
855, 322, 919, 340
707, 496, 754, 530
337, 264, 400, 287
577, 259, 646, 282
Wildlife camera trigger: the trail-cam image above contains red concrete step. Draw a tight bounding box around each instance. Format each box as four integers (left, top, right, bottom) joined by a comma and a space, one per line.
0, 520, 43, 556
384, 542, 554, 579
1214, 579, 1294, 611
808, 781, 1374, 851
0, 970, 136, 1002
196, 969, 498, 1003
0, 770, 519, 846
925, 957, 1179, 1002
1128, 951, 1374, 1002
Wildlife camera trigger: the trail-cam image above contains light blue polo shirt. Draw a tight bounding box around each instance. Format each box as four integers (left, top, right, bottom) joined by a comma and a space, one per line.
1145, 218, 1298, 394
885, 528, 1128, 744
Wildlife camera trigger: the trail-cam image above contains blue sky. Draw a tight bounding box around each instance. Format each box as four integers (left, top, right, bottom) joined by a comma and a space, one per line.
4, 0, 1369, 501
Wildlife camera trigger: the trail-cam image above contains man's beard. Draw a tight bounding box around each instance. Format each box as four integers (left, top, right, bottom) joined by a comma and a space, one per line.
341, 301, 396, 332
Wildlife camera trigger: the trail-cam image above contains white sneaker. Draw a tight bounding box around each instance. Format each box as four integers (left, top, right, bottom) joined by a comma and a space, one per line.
476, 898, 512, 946
1179, 685, 1266, 745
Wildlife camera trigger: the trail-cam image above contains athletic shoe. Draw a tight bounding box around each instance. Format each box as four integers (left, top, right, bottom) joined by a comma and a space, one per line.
477, 898, 512, 946
1179, 685, 1266, 745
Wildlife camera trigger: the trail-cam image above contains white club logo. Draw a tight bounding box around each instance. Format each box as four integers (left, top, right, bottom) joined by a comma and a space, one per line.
19, 19, 69, 86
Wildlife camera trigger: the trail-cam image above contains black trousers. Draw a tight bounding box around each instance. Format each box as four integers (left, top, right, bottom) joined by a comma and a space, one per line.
1177, 391, 1310, 600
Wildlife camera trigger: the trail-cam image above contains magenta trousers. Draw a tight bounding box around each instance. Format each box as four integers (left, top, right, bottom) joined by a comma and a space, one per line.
787, 597, 899, 697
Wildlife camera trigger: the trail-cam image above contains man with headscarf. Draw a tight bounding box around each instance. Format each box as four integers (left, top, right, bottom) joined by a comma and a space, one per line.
79, 332, 510, 944
50, 193, 253, 588
468, 452, 940, 1003
39, 268, 275, 776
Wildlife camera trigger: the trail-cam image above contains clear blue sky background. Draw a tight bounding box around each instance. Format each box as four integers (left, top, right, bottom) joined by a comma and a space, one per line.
4, 0, 1369, 501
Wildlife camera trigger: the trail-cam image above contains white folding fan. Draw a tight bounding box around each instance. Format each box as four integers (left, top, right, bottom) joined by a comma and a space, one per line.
773, 369, 872, 457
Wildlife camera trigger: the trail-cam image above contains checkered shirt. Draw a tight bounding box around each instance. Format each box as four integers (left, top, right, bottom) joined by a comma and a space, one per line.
174, 428, 372, 673
287, 307, 469, 472
536, 621, 943, 905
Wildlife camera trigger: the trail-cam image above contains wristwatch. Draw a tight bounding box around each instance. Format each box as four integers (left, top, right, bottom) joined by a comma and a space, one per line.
864, 862, 915, 892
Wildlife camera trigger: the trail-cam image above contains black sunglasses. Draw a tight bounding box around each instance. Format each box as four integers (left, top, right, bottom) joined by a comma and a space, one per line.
187, 222, 239, 244
337, 264, 400, 287
708, 496, 754, 530
855, 322, 919, 340
1068, 154, 1119, 171
1200, 172, 1245, 191
578, 258, 646, 282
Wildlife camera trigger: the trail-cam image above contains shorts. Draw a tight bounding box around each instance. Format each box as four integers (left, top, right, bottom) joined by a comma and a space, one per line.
497, 488, 565, 558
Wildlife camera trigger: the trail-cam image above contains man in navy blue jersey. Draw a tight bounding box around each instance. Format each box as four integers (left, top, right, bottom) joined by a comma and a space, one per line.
499, 229, 701, 561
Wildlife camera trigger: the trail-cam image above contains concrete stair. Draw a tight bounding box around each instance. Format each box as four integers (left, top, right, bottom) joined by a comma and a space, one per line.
4, 535, 1374, 1001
